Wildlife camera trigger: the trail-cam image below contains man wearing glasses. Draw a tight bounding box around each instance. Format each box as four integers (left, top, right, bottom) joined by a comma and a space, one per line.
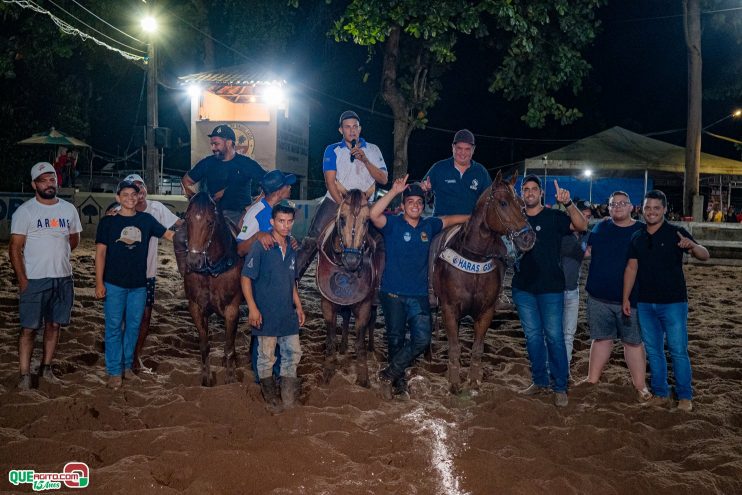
296, 110, 388, 279
580, 191, 649, 400
622, 190, 709, 412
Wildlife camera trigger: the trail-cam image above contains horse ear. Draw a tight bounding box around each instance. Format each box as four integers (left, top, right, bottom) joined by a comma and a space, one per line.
509, 170, 519, 186
494, 170, 503, 183
335, 181, 348, 198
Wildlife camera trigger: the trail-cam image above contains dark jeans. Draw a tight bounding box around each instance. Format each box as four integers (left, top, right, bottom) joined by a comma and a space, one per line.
296, 198, 339, 280
379, 292, 432, 381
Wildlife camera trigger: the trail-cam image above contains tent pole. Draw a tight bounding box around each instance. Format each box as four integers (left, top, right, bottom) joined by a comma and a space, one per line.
644, 169, 648, 195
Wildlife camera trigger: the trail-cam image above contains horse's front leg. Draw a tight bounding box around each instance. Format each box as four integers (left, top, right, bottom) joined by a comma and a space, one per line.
367, 305, 377, 353
338, 306, 351, 354
188, 300, 212, 387
468, 307, 496, 390
353, 301, 373, 388
222, 298, 240, 384
320, 298, 338, 384
442, 305, 462, 395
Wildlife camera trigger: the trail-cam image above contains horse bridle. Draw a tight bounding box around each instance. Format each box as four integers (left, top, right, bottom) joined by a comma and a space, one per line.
186, 198, 219, 264
484, 183, 532, 243
334, 202, 367, 258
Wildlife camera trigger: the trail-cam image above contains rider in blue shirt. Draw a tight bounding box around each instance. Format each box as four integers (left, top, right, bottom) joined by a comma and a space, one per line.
370, 176, 469, 399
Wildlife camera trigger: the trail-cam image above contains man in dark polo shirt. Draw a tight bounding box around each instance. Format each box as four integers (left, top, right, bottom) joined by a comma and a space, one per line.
513, 175, 588, 408
581, 191, 649, 401
177, 124, 266, 274
421, 129, 492, 216
623, 189, 709, 412
370, 176, 469, 399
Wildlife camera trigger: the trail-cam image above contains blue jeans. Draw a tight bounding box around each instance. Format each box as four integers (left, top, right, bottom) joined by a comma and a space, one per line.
104, 283, 147, 376
637, 302, 692, 400
513, 288, 569, 392
562, 289, 580, 363
380, 292, 431, 381
257, 335, 301, 379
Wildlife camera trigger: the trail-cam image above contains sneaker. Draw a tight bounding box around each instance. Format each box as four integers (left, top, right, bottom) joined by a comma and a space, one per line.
554, 392, 569, 408
644, 395, 671, 408
40, 365, 63, 385
123, 369, 140, 383
677, 399, 693, 412
107, 376, 123, 390
636, 387, 652, 403
17, 374, 32, 391
520, 383, 550, 396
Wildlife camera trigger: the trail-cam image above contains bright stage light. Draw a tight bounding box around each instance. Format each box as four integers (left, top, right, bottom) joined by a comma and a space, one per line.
141, 16, 158, 33
187, 84, 201, 98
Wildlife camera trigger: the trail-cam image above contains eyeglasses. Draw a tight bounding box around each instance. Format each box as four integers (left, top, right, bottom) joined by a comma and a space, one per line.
608, 201, 631, 208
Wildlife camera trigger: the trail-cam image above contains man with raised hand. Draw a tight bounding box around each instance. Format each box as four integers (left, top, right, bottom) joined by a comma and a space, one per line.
513, 175, 587, 408
10, 162, 82, 390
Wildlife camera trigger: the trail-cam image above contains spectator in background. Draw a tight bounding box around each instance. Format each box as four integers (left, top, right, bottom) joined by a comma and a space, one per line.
725, 206, 737, 223
707, 203, 723, 222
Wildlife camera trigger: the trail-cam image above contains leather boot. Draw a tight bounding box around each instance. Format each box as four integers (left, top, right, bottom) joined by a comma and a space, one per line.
259, 376, 283, 413
173, 224, 188, 276
280, 376, 300, 408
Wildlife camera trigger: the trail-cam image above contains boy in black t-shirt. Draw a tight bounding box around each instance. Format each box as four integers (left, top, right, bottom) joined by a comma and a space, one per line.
95, 180, 174, 390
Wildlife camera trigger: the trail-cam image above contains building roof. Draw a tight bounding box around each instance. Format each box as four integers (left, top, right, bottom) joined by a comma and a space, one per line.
524, 126, 742, 175
178, 65, 286, 87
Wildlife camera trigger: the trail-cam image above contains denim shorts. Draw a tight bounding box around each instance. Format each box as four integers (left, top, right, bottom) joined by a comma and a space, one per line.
586, 296, 642, 344
19, 276, 74, 329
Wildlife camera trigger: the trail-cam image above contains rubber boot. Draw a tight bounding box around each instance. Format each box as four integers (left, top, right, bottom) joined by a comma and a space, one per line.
280, 376, 300, 409
259, 376, 283, 413
173, 224, 188, 276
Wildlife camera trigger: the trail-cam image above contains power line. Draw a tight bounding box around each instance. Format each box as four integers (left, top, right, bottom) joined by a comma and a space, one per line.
46, 0, 146, 53
2, 0, 145, 61
69, 0, 144, 44
611, 5, 742, 23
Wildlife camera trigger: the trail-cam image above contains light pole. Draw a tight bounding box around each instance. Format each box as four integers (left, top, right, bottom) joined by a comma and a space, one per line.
583, 169, 593, 204
142, 15, 159, 194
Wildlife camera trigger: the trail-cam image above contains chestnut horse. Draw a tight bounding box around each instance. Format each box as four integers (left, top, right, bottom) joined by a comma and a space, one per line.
316, 189, 383, 387
182, 192, 243, 386
433, 172, 536, 394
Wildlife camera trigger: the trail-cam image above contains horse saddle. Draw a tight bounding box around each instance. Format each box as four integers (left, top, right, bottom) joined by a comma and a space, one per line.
316, 221, 381, 306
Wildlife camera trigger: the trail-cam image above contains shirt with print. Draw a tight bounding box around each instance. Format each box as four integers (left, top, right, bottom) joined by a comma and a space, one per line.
188, 154, 266, 211
144, 200, 179, 279
512, 208, 572, 294
96, 212, 167, 288
560, 231, 589, 291
237, 198, 272, 241
423, 157, 492, 216
10, 197, 82, 279
380, 214, 444, 296
586, 219, 644, 305
627, 221, 695, 304
242, 240, 299, 337
322, 138, 386, 201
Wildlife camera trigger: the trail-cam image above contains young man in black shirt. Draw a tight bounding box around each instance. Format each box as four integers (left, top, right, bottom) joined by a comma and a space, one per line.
513, 175, 587, 407
623, 189, 709, 412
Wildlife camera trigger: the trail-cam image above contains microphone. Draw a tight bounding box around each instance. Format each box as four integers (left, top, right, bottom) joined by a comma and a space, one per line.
349, 139, 357, 162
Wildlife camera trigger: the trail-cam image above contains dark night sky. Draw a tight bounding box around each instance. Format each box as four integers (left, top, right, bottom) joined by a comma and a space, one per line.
126, 1, 741, 190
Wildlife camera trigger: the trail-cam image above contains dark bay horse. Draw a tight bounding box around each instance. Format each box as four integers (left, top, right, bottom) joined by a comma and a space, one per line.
183, 192, 243, 386
433, 172, 536, 394
316, 189, 383, 387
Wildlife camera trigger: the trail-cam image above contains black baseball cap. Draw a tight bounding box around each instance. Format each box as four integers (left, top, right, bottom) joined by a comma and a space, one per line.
403, 183, 426, 200
208, 124, 236, 142
339, 110, 360, 125
117, 180, 140, 194
452, 129, 475, 145
522, 174, 542, 188
261, 170, 297, 194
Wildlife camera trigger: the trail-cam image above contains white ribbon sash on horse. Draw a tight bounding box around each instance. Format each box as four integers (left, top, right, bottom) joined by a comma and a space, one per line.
439, 248, 495, 274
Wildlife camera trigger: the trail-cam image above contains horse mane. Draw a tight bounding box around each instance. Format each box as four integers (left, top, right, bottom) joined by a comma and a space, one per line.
188, 191, 216, 212
343, 189, 366, 216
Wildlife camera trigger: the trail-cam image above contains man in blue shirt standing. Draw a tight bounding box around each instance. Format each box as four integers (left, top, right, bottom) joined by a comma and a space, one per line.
370, 176, 469, 399
421, 129, 492, 216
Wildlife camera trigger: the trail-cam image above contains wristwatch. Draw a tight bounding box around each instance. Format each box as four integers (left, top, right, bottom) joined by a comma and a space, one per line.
564, 200, 573, 208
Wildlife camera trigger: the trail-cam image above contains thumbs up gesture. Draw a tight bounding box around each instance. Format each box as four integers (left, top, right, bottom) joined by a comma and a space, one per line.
676, 231, 695, 250
554, 179, 572, 205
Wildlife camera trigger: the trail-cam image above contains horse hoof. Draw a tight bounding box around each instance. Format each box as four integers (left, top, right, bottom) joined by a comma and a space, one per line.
225, 374, 236, 385
339, 344, 348, 354
322, 368, 334, 385
202, 373, 214, 387
449, 384, 462, 395
356, 377, 370, 388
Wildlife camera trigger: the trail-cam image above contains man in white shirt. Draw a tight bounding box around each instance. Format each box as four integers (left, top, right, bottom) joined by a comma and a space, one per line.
123, 174, 182, 373
295, 110, 388, 279
10, 162, 82, 390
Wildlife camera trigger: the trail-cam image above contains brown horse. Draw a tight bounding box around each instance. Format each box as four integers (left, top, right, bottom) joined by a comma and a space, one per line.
433, 172, 536, 394
182, 192, 243, 386
316, 189, 383, 387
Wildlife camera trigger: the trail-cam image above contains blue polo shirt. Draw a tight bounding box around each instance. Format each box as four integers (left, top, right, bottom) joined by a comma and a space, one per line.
241, 240, 299, 336
423, 158, 492, 215
380, 214, 443, 296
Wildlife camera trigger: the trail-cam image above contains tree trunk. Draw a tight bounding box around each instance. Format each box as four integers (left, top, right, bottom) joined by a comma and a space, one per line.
683, 0, 702, 216
381, 25, 413, 181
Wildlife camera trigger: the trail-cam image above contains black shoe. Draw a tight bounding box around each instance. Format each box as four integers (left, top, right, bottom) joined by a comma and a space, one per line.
280, 376, 300, 409
259, 376, 283, 413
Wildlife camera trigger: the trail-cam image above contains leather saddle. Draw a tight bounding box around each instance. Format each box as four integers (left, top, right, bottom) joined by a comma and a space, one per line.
316, 220, 383, 306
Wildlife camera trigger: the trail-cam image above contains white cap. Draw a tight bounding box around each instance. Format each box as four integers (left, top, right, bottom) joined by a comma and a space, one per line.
31, 162, 56, 181
124, 173, 145, 184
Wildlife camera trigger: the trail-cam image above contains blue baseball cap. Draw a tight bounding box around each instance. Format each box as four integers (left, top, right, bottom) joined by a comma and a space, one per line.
261, 169, 297, 194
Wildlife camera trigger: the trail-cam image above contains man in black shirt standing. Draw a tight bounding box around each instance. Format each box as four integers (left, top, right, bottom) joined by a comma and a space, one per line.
513, 175, 588, 407
176, 124, 267, 274
623, 189, 709, 412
